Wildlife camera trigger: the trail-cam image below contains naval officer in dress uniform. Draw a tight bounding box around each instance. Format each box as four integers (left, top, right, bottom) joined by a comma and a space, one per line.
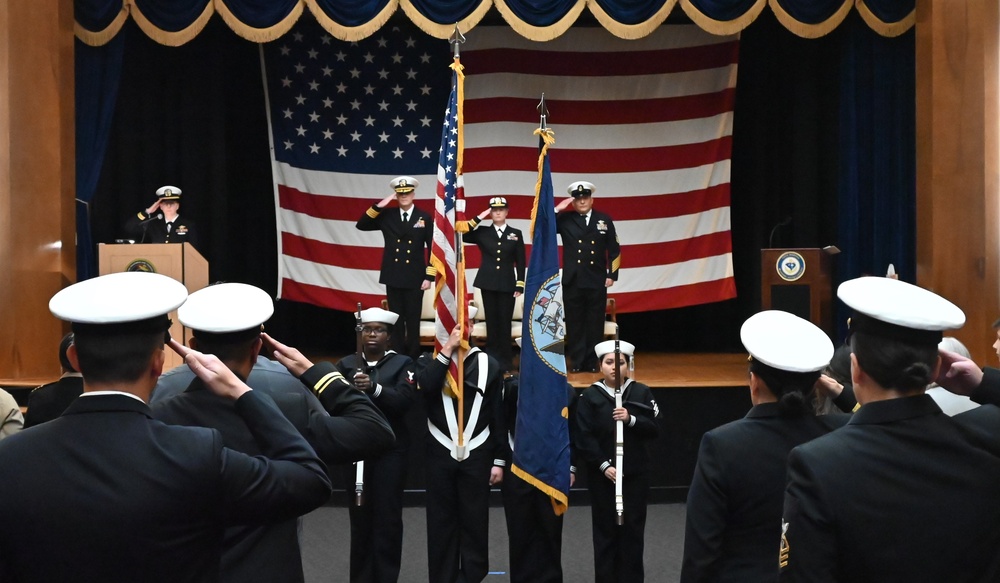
416, 312, 507, 583
556, 182, 621, 372
464, 196, 526, 372
357, 176, 434, 358
150, 283, 394, 583
334, 307, 417, 583
682, 310, 847, 583
780, 276, 1000, 582
574, 339, 659, 583
0, 271, 331, 583
124, 185, 199, 247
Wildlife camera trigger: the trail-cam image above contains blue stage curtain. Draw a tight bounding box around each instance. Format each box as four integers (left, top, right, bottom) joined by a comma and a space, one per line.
75, 35, 125, 280
835, 12, 915, 337
74, 0, 917, 43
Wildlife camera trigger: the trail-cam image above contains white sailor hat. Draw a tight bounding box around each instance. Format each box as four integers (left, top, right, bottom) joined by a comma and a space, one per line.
838, 276, 965, 345
178, 283, 273, 333
741, 310, 833, 373
489, 196, 508, 209
360, 307, 400, 325
49, 271, 187, 327
156, 185, 182, 200
390, 176, 419, 193
567, 181, 595, 198
594, 339, 635, 358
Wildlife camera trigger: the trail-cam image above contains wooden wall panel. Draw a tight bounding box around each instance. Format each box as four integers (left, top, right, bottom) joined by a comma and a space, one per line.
0, 0, 75, 383
916, 0, 1000, 366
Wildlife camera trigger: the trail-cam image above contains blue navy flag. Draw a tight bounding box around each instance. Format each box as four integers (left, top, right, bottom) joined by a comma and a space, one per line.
512, 128, 571, 514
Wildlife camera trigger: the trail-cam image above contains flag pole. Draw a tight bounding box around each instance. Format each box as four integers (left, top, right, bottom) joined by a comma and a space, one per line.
450, 23, 468, 460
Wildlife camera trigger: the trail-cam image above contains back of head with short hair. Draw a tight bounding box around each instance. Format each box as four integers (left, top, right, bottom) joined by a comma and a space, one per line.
191, 328, 260, 364
58, 332, 76, 373
72, 322, 165, 385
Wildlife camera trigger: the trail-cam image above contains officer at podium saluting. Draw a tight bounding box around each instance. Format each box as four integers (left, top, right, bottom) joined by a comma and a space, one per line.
125, 185, 199, 247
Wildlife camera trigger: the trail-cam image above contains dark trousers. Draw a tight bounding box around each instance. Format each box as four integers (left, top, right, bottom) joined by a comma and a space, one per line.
425, 447, 493, 583
563, 284, 607, 371
344, 447, 408, 583
502, 470, 565, 583
386, 285, 423, 359
480, 288, 516, 372
587, 468, 649, 583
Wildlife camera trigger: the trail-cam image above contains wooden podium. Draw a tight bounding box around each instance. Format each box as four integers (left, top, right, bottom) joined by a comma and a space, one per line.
98, 243, 208, 370
761, 248, 833, 335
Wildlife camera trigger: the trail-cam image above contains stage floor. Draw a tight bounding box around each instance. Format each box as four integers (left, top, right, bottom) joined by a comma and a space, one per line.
566, 352, 748, 388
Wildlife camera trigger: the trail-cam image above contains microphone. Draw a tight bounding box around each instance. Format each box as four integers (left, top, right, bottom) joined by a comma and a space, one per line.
768, 216, 792, 248
139, 213, 163, 243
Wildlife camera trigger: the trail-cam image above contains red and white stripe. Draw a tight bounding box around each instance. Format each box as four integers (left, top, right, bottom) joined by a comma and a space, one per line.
275, 25, 738, 314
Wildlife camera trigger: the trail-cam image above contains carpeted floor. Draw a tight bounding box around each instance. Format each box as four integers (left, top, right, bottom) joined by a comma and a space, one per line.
301, 502, 686, 582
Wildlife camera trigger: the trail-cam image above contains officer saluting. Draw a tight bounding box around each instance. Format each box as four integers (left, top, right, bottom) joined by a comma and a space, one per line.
124, 185, 199, 247
356, 176, 435, 358
464, 196, 526, 372
556, 181, 621, 373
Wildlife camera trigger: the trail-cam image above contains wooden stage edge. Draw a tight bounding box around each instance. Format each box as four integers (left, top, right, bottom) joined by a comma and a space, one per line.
566, 352, 749, 389
1, 352, 750, 392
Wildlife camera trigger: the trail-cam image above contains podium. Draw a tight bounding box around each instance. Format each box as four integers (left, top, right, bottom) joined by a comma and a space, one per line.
761, 248, 833, 335
98, 243, 208, 370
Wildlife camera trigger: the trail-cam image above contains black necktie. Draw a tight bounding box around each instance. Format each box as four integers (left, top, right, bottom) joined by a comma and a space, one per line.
579, 214, 588, 227
402, 211, 409, 224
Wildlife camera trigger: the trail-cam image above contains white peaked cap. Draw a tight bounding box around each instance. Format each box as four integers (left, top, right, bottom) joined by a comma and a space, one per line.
567, 181, 596, 197
360, 307, 399, 325
594, 340, 635, 358
49, 272, 188, 324
741, 310, 833, 373
178, 283, 273, 332
390, 176, 419, 192
837, 276, 965, 332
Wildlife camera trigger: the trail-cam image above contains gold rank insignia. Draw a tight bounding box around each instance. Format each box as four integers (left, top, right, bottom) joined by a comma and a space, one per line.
779, 519, 790, 569
597, 220, 607, 232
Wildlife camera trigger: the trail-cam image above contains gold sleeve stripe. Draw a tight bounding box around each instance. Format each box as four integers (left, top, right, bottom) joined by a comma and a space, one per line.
515, 280, 525, 286
313, 371, 345, 395
611, 256, 621, 272
366, 207, 381, 218
426, 266, 438, 276
137, 212, 146, 220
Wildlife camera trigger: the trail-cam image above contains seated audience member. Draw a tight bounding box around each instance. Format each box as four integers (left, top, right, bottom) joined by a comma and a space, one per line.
0, 388, 22, 440
0, 271, 331, 583
925, 336, 979, 416
24, 332, 84, 427
781, 276, 1000, 582
574, 339, 659, 583
681, 310, 848, 582
150, 283, 394, 583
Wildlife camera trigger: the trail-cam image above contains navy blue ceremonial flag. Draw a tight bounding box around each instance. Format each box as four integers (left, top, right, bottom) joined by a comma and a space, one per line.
512, 128, 570, 514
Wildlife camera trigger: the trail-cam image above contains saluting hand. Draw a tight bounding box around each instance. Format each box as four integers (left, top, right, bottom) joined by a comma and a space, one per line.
936, 349, 984, 396
377, 193, 396, 208
261, 332, 314, 377
145, 199, 162, 215
169, 338, 251, 400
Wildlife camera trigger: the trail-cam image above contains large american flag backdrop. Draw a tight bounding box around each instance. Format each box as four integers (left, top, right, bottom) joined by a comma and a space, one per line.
263, 20, 738, 314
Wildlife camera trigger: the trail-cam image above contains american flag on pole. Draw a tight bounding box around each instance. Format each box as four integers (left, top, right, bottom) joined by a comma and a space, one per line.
429, 55, 469, 397
263, 20, 737, 314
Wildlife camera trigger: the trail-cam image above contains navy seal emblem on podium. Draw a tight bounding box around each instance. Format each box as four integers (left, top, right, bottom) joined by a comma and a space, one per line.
776, 251, 806, 282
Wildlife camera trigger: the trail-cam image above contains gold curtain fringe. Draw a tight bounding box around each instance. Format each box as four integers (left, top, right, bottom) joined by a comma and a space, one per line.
74, 4, 130, 47
216, 0, 304, 43
511, 464, 570, 515
770, 0, 852, 39
306, 0, 398, 42
129, 0, 215, 47
494, 0, 585, 42
400, 0, 493, 40
855, 0, 914, 38
588, 0, 677, 41
680, 0, 764, 36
